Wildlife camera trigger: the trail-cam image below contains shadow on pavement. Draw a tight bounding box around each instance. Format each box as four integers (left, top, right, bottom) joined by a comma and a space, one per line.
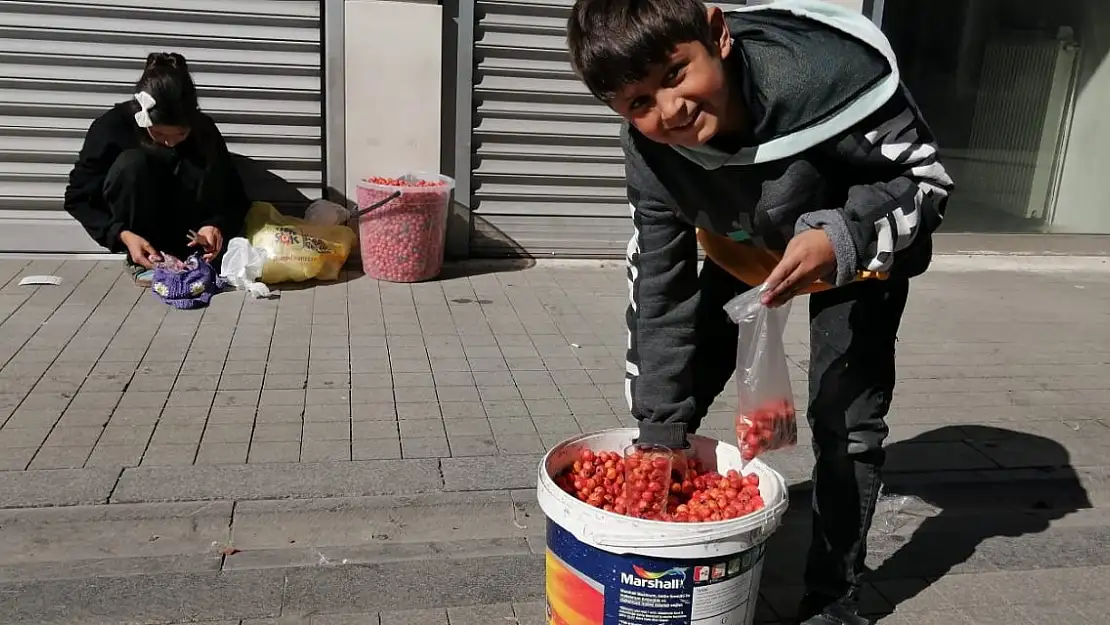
263, 260, 539, 292
761, 424, 1090, 622
231, 153, 312, 219
266, 270, 363, 292
439, 258, 538, 279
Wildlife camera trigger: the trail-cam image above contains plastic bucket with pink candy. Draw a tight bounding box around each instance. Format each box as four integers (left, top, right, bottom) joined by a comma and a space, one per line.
354, 173, 456, 283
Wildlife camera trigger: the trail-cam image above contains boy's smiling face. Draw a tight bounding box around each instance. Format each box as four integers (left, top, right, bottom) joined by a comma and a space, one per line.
608, 8, 741, 147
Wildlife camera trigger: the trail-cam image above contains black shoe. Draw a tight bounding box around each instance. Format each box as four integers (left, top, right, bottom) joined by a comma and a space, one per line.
797, 595, 872, 625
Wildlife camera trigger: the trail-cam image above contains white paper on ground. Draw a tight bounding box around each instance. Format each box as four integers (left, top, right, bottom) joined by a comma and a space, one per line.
19, 275, 63, 286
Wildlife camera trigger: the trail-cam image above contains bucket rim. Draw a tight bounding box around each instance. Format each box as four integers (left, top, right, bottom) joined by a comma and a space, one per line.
357, 172, 457, 191
537, 428, 790, 550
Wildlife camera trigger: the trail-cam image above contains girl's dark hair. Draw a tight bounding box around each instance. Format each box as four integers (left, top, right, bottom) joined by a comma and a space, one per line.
132, 52, 200, 127
568, 0, 714, 102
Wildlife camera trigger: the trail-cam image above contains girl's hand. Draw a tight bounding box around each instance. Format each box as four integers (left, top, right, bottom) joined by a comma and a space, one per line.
120, 231, 160, 269
195, 226, 224, 261
762, 230, 836, 308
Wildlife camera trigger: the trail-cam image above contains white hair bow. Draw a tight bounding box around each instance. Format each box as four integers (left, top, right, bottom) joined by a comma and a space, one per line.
134, 91, 156, 128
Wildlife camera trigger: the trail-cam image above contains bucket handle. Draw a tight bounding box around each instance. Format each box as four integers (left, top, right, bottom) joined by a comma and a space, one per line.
352, 190, 402, 218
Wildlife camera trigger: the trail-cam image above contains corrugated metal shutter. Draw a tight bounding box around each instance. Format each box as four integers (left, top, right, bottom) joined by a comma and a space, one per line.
470, 1, 875, 258
470, 0, 747, 258
0, 0, 322, 253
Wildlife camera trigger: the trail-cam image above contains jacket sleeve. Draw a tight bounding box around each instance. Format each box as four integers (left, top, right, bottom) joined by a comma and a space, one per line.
797, 86, 955, 285
622, 129, 700, 449
196, 116, 251, 238
64, 115, 126, 252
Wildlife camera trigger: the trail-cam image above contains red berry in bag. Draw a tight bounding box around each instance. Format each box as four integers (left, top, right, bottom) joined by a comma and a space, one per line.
736, 397, 797, 463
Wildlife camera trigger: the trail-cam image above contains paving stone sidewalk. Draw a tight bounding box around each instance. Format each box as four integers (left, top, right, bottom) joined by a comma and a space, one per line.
168, 603, 547, 625
2, 257, 1110, 624
0, 259, 637, 470
1, 257, 1108, 473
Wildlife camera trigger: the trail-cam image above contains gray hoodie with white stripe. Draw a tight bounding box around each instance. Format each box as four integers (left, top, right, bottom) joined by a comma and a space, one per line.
626, 0, 954, 448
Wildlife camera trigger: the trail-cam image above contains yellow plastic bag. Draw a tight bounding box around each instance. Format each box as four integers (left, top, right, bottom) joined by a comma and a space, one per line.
244, 202, 356, 284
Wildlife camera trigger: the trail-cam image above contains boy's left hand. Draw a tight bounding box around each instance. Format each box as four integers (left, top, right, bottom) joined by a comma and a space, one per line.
194, 226, 224, 262
762, 229, 836, 308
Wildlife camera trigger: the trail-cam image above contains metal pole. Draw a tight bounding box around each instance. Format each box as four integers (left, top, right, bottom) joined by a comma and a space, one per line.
323, 0, 348, 205
444, 0, 475, 258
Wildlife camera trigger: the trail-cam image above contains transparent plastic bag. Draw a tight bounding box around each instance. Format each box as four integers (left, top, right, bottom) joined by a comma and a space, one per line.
355, 174, 454, 282
723, 283, 798, 464
621, 444, 674, 520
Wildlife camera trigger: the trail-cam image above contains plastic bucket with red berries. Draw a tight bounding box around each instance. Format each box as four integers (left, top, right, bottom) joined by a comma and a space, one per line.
355, 173, 455, 282
538, 428, 788, 625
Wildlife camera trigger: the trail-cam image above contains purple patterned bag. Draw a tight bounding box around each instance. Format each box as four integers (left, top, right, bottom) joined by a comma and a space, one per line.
150, 254, 226, 310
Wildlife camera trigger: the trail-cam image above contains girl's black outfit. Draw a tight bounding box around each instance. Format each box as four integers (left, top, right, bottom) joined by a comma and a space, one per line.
64, 102, 250, 262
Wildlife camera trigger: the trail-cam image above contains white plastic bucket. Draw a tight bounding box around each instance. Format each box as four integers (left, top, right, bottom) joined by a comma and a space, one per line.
537, 428, 789, 625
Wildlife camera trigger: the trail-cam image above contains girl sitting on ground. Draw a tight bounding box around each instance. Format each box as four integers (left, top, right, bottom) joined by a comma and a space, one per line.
64, 52, 250, 285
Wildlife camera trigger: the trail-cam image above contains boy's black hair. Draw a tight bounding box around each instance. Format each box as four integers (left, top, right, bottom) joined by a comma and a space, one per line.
131, 52, 200, 127
567, 0, 715, 102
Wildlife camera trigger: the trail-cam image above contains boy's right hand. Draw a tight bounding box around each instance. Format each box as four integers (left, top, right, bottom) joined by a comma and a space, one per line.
120, 231, 160, 269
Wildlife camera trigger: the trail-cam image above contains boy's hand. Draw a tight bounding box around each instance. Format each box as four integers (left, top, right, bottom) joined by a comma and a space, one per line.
762, 229, 836, 308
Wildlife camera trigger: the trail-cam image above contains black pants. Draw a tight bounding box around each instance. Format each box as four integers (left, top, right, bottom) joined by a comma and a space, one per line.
104, 148, 223, 264
690, 258, 908, 604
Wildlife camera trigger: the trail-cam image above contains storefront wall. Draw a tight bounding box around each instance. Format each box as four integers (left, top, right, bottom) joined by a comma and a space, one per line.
335, 0, 442, 204
882, 0, 1110, 235
8, 1, 1105, 257
1053, 0, 1110, 233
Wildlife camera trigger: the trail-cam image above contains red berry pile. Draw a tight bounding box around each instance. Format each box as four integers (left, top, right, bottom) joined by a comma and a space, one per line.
736, 398, 798, 462
356, 176, 453, 283
554, 448, 766, 523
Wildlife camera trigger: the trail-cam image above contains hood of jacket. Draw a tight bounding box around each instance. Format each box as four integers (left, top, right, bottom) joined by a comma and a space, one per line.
672, 0, 900, 169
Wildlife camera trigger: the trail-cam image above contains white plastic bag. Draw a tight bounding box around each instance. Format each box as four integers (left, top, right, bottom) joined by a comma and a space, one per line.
305, 199, 351, 227
220, 237, 274, 298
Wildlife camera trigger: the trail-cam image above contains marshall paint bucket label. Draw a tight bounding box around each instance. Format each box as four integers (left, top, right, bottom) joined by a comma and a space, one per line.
545, 520, 765, 625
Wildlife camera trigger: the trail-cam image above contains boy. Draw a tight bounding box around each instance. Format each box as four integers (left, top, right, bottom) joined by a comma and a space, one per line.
567, 1, 952, 624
